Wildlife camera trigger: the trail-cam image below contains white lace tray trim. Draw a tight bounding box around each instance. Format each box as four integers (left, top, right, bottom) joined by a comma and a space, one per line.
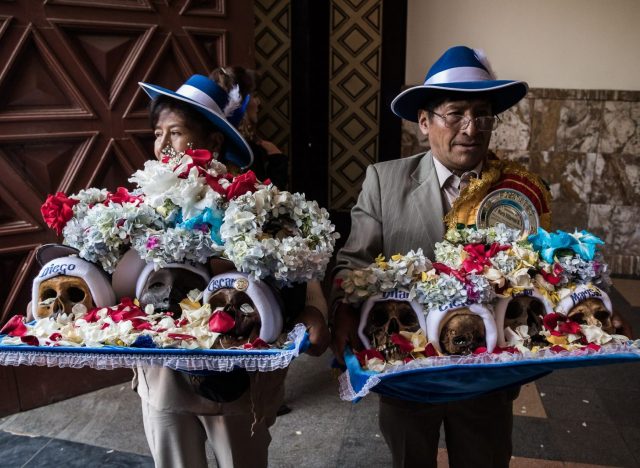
0, 324, 307, 372
339, 341, 640, 401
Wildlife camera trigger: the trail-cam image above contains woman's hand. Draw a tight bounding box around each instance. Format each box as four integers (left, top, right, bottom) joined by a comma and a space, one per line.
330, 303, 362, 366
296, 305, 331, 356
257, 139, 282, 155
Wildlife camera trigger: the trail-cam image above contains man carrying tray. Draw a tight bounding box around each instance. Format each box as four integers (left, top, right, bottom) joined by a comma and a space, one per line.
330, 45, 552, 468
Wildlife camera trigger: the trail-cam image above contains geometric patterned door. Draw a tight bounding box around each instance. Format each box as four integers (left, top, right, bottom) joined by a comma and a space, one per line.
0, 0, 254, 325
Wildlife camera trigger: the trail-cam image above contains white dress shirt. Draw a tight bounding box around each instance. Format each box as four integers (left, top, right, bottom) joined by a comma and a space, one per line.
432, 155, 483, 212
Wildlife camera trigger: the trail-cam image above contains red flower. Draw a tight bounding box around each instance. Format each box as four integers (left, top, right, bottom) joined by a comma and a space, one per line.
167, 333, 196, 341
424, 343, 439, 357
105, 187, 142, 206
558, 320, 581, 335
549, 345, 567, 353
49, 333, 62, 342
473, 346, 488, 355
586, 342, 601, 351
185, 148, 213, 167
432, 262, 467, 283
20, 336, 39, 346
41, 192, 79, 235
356, 349, 385, 367
462, 242, 510, 273
1, 315, 27, 337
209, 310, 236, 333
540, 265, 562, 286
390, 333, 414, 353
226, 171, 259, 200
543, 312, 562, 332
83, 308, 102, 323
131, 319, 152, 331
494, 346, 518, 354
243, 338, 269, 349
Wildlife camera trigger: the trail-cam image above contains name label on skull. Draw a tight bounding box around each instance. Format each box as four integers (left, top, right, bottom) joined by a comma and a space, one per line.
512, 289, 533, 298
39, 263, 77, 278
382, 290, 409, 300
570, 288, 602, 306
207, 277, 249, 292
438, 298, 472, 312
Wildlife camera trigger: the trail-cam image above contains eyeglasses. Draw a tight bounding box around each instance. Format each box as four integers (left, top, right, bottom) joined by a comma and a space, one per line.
431, 111, 499, 132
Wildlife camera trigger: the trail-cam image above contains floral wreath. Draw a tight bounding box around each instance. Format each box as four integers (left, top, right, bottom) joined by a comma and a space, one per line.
220, 185, 339, 285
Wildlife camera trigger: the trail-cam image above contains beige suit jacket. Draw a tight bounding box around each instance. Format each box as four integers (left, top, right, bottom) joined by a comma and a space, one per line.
332, 151, 445, 302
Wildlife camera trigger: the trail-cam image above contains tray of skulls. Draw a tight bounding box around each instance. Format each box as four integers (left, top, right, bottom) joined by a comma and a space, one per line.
339, 289, 640, 403
0, 265, 309, 373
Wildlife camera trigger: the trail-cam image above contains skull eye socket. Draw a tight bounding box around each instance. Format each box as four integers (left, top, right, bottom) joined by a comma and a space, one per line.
528, 300, 544, 316
370, 307, 389, 327
398, 308, 418, 326
505, 302, 523, 319
42, 288, 57, 300
453, 336, 468, 346
149, 282, 166, 291
67, 287, 86, 303
571, 312, 585, 323
595, 310, 610, 323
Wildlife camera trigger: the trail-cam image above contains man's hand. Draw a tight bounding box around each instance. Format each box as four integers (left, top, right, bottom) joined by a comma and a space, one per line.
612, 310, 633, 338
330, 302, 362, 366
296, 305, 331, 356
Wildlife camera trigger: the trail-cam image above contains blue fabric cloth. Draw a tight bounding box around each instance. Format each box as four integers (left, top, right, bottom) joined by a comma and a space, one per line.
344, 347, 640, 404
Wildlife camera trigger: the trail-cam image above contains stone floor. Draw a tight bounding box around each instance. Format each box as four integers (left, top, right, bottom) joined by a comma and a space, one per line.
1, 279, 639, 467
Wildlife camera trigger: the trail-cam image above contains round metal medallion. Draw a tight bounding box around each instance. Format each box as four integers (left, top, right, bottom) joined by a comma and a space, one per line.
475, 188, 539, 236
233, 278, 249, 292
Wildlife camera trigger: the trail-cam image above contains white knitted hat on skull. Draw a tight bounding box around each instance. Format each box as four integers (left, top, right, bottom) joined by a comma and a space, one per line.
426, 302, 497, 353
357, 289, 426, 349
32, 256, 116, 319
494, 288, 554, 347
202, 271, 283, 343
555, 284, 612, 316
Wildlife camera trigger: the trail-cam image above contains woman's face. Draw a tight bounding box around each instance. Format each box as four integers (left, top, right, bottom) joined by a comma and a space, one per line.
153, 108, 213, 159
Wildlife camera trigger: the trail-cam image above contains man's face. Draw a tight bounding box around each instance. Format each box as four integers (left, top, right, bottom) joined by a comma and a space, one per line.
418, 99, 493, 174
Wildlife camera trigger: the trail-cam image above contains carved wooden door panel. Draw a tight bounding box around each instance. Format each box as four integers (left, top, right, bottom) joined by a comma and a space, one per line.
0, 0, 254, 415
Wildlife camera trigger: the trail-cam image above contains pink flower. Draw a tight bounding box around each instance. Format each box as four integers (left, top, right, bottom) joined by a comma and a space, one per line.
356, 349, 385, 367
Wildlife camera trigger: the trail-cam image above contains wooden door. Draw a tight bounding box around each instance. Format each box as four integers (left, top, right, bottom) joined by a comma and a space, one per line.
0, 0, 254, 416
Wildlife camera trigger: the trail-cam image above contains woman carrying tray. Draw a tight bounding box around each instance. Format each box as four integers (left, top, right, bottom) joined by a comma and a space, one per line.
134, 72, 330, 468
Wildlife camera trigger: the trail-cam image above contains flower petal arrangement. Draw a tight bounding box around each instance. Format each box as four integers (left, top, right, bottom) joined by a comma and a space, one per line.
338, 223, 636, 377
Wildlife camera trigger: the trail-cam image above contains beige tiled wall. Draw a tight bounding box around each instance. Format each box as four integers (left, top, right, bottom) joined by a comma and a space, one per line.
400, 89, 640, 275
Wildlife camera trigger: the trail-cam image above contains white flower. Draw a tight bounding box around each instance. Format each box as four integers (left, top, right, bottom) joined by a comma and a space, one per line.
220, 186, 339, 284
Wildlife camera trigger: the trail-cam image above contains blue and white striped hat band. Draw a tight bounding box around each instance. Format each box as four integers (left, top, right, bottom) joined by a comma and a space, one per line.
391, 46, 528, 122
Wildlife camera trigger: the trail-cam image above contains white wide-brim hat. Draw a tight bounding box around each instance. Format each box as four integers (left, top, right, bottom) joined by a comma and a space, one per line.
203, 271, 283, 343
32, 255, 116, 319
493, 288, 554, 347
391, 45, 528, 122
426, 303, 497, 354
357, 290, 427, 350
139, 74, 254, 169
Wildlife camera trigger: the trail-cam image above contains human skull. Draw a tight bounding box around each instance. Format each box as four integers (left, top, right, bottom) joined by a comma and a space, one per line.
504, 296, 545, 337
138, 268, 207, 315
439, 310, 486, 355
37, 276, 93, 319
567, 298, 614, 334
207, 288, 262, 348
363, 300, 421, 360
